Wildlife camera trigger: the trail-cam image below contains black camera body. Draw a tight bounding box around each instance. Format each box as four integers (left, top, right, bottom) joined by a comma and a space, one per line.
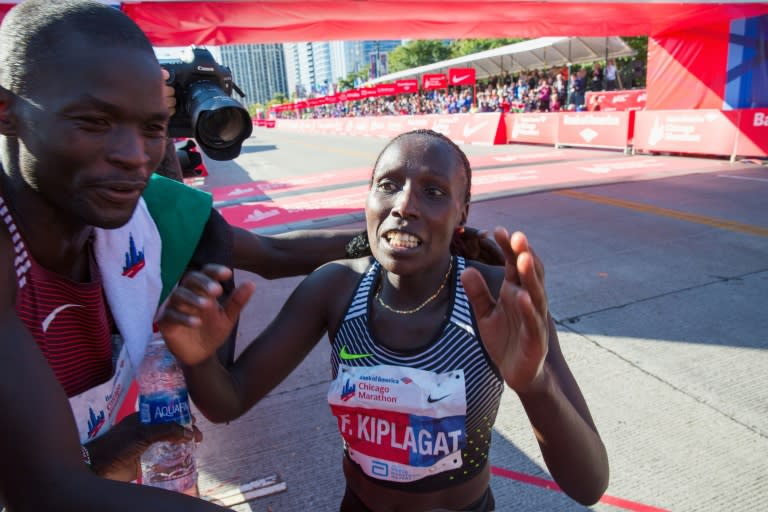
160, 47, 252, 161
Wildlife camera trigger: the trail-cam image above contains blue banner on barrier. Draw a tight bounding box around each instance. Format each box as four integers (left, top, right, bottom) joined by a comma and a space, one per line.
725, 15, 768, 110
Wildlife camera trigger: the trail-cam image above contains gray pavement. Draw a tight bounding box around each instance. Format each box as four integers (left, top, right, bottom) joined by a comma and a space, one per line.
191, 131, 768, 511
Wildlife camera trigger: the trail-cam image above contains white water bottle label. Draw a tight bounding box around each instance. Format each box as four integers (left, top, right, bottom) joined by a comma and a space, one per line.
139, 390, 192, 425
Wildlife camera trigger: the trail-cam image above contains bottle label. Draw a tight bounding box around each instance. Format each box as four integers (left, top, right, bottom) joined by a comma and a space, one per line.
139, 390, 192, 425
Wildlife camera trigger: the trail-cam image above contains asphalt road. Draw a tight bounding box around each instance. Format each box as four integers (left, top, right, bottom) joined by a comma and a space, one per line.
188, 129, 768, 512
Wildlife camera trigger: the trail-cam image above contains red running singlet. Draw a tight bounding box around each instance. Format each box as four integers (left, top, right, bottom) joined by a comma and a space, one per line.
1, 194, 113, 397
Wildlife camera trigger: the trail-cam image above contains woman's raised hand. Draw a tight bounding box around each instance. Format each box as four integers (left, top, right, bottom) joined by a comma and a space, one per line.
460, 229, 549, 394
158, 264, 255, 366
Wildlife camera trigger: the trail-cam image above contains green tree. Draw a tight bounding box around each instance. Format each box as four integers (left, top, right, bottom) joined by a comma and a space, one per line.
270, 92, 288, 104
622, 36, 648, 62
337, 65, 371, 90
387, 40, 452, 73
617, 36, 648, 89
449, 38, 523, 58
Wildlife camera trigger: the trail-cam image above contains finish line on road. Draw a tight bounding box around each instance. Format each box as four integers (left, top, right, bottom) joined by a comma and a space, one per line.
491, 466, 670, 512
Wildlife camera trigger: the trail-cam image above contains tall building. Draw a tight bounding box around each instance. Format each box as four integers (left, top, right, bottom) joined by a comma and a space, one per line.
283, 41, 333, 98
329, 40, 403, 82
219, 44, 288, 107
284, 40, 402, 97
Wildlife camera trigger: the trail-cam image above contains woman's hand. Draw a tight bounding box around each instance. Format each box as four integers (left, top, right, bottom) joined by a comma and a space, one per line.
460, 229, 549, 394
85, 412, 201, 482
157, 264, 255, 367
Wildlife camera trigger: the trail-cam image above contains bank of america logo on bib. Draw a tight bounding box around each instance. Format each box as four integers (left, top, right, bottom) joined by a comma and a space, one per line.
328, 365, 467, 482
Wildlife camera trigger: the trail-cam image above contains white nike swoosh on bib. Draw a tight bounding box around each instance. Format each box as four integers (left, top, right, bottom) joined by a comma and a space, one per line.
42, 304, 83, 333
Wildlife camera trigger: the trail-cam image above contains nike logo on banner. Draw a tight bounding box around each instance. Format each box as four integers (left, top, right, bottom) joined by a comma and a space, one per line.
452, 74, 471, 84
42, 304, 83, 333
463, 122, 487, 137
340, 346, 372, 360
427, 393, 451, 403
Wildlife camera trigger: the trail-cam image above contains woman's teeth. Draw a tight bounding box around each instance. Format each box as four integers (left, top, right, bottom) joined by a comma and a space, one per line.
386, 232, 420, 248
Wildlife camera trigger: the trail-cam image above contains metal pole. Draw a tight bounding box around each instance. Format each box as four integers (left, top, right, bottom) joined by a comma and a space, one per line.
566, 39, 573, 106
604, 37, 609, 91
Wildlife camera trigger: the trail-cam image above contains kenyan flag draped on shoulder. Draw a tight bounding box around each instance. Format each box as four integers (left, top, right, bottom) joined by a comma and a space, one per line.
142, 174, 212, 305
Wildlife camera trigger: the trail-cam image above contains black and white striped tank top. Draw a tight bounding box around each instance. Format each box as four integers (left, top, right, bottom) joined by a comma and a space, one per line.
329, 256, 504, 490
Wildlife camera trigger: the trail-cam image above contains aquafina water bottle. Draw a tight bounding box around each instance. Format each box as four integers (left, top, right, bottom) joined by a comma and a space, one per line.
138, 330, 199, 496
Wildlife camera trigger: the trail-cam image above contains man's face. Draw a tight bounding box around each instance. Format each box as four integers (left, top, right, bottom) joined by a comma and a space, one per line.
13, 45, 169, 229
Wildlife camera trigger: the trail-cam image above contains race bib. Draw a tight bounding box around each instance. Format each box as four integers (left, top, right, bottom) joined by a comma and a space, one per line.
68, 337, 136, 443
328, 364, 467, 483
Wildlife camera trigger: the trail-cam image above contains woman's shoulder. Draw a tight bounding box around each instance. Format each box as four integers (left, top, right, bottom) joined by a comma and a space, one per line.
306, 256, 374, 292
306, 257, 375, 333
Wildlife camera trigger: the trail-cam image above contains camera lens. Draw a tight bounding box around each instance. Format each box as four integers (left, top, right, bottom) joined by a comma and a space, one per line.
197, 108, 248, 147
188, 82, 253, 161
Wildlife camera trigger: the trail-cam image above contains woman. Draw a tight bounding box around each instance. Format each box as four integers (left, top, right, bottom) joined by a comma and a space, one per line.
159, 129, 609, 511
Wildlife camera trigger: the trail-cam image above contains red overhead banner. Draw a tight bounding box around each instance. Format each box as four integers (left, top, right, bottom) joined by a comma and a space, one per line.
360, 88, 377, 98
4, 2, 768, 46
449, 68, 476, 86
423, 74, 448, 91
395, 79, 419, 94
113, 2, 768, 47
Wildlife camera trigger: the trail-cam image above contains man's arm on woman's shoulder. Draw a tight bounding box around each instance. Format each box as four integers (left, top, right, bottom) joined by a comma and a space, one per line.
231, 225, 361, 279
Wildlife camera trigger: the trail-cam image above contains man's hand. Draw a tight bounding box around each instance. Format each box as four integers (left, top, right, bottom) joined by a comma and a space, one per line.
85, 412, 201, 482
162, 68, 176, 116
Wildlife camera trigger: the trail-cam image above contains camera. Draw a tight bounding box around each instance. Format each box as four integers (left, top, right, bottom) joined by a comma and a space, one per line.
160, 47, 252, 161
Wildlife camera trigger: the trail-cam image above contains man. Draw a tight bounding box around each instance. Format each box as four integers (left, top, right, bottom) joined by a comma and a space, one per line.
0, 1, 366, 510
0, 2, 506, 510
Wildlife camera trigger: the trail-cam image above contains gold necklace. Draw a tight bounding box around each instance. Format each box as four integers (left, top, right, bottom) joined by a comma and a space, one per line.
376, 258, 453, 315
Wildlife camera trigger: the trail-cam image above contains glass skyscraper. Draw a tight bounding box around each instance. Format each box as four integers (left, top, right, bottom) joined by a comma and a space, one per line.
219, 43, 289, 107
286, 40, 403, 97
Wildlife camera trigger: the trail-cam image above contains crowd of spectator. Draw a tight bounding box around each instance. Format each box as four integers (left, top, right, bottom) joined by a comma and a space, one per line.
274, 58, 646, 119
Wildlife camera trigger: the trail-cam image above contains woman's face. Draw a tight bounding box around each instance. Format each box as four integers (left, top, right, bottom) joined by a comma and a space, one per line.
366, 134, 469, 276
